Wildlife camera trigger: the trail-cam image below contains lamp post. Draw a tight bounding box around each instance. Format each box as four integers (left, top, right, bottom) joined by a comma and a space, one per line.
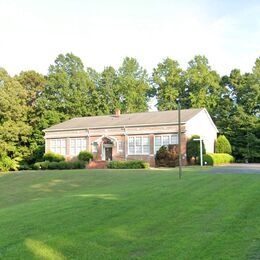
177, 99, 182, 179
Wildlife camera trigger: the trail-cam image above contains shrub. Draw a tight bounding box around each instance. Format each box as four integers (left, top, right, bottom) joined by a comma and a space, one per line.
187, 135, 206, 164
43, 152, 65, 162
155, 145, 178, 167
216, 135, 232, 154
33, 160, 86, 170
201, 153, 235, 166
107, 160, 149, 169
0, 155, 19, 172
78, 151, 93, 162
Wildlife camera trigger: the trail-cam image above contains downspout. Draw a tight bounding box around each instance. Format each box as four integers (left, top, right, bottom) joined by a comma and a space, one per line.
87, 128, 90, 152
124, 126, 127, 160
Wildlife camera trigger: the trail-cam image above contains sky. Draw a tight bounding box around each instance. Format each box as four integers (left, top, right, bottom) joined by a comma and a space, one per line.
0, 0, 259, 77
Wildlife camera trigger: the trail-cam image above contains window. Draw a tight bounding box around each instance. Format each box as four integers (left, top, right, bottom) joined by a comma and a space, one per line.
70, 138, 87, 156
92, 142, 98, 153
154, 134, 178, 153
118, 140, 124, 152
128, 136, 150, 155
50, 139, 66, 155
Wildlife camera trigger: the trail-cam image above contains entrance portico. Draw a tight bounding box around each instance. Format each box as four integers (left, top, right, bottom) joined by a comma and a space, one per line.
92, 135, 117, 161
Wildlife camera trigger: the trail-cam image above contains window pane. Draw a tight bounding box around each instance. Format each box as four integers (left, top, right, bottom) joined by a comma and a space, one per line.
129, 137, 134, 144
118, 140, 123, 151
142, 136, 149, 145
143, 145, 150, 154
155, 136, 161, 146
136, 145, 142, 154
82, 139, 87, 149
135, 137, 142, 145
163, 136, 170, 145
155, 145, 161, 153
171, 134, 178, 144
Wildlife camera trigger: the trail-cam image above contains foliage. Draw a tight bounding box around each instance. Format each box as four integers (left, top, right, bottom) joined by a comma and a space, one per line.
0, 53, 259, 166
202, 153, 235, 166
78, 151, 93, 162
0, 155, 19, 172
152, 58, 184, 110
155, 145, 179, 167
117, 57, 151, 113
33, 160, 86, 170
216, 135, 232, 154
186, 135, 206, 163
107, 160, 149, 169
43, 152, 65, 162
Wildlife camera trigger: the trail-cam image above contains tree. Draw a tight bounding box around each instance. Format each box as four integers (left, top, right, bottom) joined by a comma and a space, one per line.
216, 135, 232, 154
37, 53, 98, 126
117, 57, 151, 113
16, 71, 47, 163
0, 69, 32, 161
184, 55, 221, 116
152, 58, 185, 110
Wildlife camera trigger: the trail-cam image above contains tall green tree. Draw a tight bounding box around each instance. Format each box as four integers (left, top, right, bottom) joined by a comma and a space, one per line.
97, 66, 121, 114
152, 58, 185, 110
16, 71, 47, 163
0, 69, 31, 160
38, 53, 98, 126
184, 55, 221, 115
117, 57, 151, 113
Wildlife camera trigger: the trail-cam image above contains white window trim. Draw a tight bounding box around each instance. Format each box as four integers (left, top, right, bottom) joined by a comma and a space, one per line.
128, 135, 150, 155
154, 134, 178, 154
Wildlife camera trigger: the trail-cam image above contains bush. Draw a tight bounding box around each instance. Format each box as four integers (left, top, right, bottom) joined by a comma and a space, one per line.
0, 155, 19, 172
107, 160, 149, 169
155, 145, 179, 167
43, 152, 65, 162
216, 135, 232, 154
187, 135, 206, 164
78, 151, 93, 162
201, 153, 235, 166
33, 160, 86, 170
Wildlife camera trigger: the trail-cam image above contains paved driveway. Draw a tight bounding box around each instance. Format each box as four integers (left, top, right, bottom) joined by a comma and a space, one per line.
206, 164, 260, 174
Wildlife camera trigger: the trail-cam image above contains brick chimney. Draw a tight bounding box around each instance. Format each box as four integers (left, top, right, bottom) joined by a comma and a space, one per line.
115, 108, 121, 117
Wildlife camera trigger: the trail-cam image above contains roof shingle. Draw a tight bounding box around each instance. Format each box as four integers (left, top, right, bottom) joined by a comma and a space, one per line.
44, 108, 204, 132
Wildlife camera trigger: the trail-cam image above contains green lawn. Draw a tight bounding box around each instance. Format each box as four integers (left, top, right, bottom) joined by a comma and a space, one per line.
0, 168, 259, 259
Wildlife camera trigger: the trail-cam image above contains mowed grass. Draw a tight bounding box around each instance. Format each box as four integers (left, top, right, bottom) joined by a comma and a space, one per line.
0, 168, 259, 259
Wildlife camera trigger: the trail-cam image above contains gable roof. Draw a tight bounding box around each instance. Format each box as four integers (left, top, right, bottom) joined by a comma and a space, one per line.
44, 108, 205, 132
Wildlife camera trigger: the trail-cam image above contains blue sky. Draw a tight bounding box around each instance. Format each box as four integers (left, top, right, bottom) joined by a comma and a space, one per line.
0, 0, 259, 76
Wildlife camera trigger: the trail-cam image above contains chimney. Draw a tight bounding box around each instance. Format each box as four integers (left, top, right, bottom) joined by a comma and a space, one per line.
115, 108, 121, 117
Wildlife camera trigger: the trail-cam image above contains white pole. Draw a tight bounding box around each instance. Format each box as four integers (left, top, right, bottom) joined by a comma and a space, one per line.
200, 138, 203, 166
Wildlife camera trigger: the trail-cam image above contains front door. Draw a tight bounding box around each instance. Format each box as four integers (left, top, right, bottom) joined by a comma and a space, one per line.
105, 147, 112, 161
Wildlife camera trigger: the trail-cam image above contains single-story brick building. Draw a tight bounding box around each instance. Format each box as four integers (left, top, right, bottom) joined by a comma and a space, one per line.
43, 108, 218, 166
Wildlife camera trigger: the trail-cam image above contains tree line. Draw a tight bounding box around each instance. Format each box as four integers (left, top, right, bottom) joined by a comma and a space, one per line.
0, 53, 259, 169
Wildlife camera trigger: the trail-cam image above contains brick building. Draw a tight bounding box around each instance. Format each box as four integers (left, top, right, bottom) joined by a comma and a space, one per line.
43, 108, 218, 166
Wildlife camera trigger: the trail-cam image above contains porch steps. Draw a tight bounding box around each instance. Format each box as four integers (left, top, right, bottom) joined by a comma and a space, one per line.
87, 160, 108, 169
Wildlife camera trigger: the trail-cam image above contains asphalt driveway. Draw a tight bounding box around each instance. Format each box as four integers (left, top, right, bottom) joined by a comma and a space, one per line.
206, 164, 260, 174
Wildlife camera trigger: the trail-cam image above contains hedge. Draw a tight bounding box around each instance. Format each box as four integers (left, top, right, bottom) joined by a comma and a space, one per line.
33, 160, 86, 170
107, 160, 149, 169
78, 151, 93, 162
216, 135, 232, 154
201, 153, 235, 166
43, 152, 65, 162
